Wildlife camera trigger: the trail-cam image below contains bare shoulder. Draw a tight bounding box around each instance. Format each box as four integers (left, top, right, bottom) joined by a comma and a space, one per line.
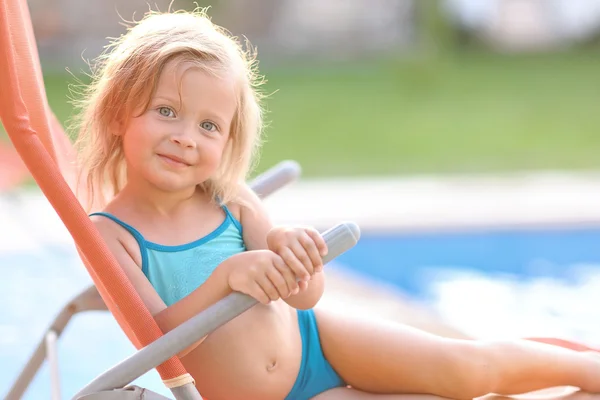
224, 184, 260, 220
89, 209, 143, 268
228, 183, 273, 250
90, 212, 119, 236
224, 199, 242, 222
89, 206, 167, 316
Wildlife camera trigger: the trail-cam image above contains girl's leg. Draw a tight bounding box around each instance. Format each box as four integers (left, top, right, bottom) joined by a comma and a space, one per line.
314, 308, 600, 400
482, 388, 599, 400
314, 387, 599, 400
312, 387, 454, 400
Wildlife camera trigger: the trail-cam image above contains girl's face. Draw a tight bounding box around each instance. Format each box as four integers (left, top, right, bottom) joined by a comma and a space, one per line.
121, 60, 237, 194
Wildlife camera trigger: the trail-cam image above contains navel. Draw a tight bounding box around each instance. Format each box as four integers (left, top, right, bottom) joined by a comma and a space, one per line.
266, 358, 278, 372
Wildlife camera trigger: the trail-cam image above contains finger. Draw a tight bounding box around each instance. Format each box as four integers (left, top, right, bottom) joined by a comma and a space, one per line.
273, 255, 300, 295
256, 274, 280, 302
266, 265, 291, 298
305, 228, 328, 258
301, 231, 325, 273
298, 280, 309, 292
291, 238, 318, 275
278, 246, 311, 282
247, 281, 271, 305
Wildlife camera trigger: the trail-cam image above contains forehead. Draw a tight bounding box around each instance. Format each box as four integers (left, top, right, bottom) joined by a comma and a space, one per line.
154, 59, 238, 115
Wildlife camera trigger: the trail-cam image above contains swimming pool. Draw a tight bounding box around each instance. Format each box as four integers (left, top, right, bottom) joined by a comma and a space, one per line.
335, 226, 600, 344
339, 225, 600, 297
4, 225, 600, 399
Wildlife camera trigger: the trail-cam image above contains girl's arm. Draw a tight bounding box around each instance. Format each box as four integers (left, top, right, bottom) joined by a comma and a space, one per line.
92, 216, 235, 357
237, 183, 326, 310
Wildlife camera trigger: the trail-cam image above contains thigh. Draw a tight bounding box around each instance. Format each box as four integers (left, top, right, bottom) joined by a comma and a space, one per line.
479, 388, 597, 400
313, 387, 594, 400
314, 307, 492, 397
312, 387, 455, 400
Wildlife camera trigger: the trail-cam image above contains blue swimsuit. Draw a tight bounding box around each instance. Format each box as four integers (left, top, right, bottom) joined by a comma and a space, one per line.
91, 206, 345, 399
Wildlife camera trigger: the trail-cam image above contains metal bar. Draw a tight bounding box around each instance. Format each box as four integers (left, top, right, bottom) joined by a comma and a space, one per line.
169, 383, 204, 400
5, 286, 106, 400
45, 330, 62, 400
72, 222, 361, 399
75, 385, 173, 399
248, 160, 301, 198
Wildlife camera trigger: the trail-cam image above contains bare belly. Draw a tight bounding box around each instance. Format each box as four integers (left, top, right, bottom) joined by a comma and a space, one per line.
181, 300, 302, 400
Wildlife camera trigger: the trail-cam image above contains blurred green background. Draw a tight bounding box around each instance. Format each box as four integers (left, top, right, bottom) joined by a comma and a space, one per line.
39, 51, 600, 177
3, 0, 600, 178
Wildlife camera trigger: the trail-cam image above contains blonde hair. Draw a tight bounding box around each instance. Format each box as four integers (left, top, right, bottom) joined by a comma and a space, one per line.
72, 8, 265, 211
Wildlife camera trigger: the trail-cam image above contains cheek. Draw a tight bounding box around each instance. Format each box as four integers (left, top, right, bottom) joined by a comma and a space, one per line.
122, 128, 151, 167
196, 139, 228, 176
123, 119, 154, 152
211, 138, 230, 165
122, 132, 141, 158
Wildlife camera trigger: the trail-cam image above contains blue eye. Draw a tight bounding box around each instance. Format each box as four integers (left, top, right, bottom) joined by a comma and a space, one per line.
158, 107, 175, 117
200, 121, 217, 132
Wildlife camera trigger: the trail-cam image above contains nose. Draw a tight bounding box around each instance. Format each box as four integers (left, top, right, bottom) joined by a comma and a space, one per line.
170, 134, 196, 149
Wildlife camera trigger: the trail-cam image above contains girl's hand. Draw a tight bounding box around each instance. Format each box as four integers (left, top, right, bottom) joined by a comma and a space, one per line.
266, 226, 328, 290
226, 250, 300, 305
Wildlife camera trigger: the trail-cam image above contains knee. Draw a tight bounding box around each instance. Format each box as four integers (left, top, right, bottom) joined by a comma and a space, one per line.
438, 341, 499, 400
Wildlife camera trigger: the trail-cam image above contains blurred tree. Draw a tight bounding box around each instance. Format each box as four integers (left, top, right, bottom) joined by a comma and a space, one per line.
396, 0, 460, 87
416, 0, 459, 57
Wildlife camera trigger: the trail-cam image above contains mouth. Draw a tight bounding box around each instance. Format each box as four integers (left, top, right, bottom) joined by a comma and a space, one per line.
157, 154, 191, 167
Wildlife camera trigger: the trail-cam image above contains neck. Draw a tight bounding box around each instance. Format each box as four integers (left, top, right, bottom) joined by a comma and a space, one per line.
120, 176, 201, 217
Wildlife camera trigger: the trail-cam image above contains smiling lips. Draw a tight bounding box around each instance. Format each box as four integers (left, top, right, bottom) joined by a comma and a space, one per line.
158, 153, 191, 167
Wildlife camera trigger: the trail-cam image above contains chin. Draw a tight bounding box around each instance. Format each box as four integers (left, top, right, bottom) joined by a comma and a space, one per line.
143, 168, 214, 193
155, 180, 196, 193
142, 172, 191, 192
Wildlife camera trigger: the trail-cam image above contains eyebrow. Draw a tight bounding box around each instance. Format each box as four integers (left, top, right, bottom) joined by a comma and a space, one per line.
205, 113, 229, 128
152, 95, 181, 106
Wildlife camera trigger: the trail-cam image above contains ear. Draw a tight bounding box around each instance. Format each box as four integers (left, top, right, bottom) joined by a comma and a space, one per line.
110, 117, 125, 136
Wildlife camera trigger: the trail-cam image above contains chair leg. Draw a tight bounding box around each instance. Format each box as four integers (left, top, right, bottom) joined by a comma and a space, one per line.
75, 385, 174, 400
5, 285, 106, 400
46, 330, 61, 400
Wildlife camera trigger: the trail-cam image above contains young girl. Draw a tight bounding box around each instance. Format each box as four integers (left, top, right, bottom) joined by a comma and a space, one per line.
74, 8, 600, 400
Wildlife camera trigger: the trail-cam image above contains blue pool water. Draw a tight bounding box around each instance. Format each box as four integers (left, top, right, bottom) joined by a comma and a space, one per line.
337, 226, 600, 298
2, 226, 600, 399
335, 226, 600, 346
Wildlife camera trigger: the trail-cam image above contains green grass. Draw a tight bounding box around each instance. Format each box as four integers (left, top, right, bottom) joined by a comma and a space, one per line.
9, 50, 600, 177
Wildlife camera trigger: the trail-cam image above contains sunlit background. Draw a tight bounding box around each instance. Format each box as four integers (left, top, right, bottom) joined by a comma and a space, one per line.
2, 0, 600, 398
